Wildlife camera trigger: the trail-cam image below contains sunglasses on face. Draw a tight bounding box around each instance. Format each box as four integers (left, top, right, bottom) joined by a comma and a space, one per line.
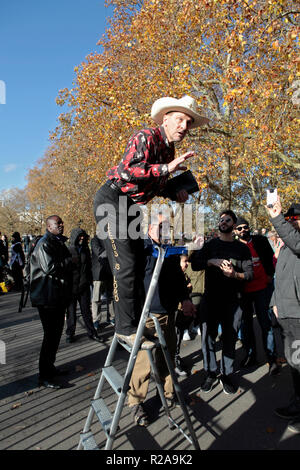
236, 225, 249, 232
285, 215, 300, 221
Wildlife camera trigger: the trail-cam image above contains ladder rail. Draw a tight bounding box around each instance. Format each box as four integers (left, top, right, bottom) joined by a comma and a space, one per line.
78, 334, 120, 449
78, 245, 200, 451
150, 313, 200, 450
104, 245, 166, 450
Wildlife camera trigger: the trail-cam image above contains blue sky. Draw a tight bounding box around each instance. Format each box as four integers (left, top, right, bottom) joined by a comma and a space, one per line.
0, 0, 112, 192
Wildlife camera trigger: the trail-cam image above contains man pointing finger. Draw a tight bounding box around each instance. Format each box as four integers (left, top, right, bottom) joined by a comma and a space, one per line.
94, 95, 208, 349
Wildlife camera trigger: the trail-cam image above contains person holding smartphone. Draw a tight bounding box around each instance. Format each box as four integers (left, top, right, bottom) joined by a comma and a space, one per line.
266, 198, 300, 434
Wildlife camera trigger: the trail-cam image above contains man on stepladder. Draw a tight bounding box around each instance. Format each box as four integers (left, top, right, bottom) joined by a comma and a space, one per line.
94, 95, 208, 349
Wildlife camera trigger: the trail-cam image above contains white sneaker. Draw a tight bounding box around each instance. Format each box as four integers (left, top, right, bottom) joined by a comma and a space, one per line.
196, 327, 201, 336
182, 329, 191, 341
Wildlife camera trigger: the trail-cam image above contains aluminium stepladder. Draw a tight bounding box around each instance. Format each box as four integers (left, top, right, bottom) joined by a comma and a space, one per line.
77, 244, 200, 451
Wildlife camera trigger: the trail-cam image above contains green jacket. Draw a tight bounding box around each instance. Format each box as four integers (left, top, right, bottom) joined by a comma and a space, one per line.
186, 263, 205, 296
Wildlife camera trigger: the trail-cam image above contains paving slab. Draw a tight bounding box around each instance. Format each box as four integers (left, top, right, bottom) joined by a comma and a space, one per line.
0, 291, 299, 452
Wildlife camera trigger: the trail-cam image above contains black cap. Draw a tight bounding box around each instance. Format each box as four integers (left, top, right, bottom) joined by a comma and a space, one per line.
235, 216, 249, 227
284, 203, 300, 217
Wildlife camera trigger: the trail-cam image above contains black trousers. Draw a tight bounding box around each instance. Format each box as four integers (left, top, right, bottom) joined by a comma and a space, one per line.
277, 317, 300, 397
11, 263, 23, 291
66, 287, 95, 337
240, 284, 275, 361
38, 306, 65, 380
200, 295, 242, 376
175, 309, 194, 356
94, 183, 145, 335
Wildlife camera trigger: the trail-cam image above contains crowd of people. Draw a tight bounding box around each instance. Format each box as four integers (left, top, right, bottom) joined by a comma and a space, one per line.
0, 231, 26, 291
1, 94, 299, 439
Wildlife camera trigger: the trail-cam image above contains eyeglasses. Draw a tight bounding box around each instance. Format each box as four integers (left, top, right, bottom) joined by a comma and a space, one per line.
236, 225, 249, 232
219, 217, 232, 224
285, 215, 300, 221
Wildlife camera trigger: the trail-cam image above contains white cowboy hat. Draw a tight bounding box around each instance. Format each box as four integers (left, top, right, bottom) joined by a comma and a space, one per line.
151, 95, 209, 129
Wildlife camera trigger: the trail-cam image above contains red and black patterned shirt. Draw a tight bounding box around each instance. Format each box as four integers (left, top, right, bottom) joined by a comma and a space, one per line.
107, 126, 174, 204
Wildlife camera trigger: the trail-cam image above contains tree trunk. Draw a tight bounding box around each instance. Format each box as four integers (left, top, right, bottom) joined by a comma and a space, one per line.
220, 153, 232, 210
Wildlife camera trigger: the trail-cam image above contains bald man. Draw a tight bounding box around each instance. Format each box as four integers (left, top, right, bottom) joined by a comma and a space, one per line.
30, 215, 72, 389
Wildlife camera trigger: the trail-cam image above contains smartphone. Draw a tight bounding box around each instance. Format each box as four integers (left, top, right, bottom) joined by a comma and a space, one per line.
266, 189, 277, 208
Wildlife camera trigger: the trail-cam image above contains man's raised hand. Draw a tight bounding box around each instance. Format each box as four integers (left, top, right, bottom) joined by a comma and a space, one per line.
168, 151, 195, 174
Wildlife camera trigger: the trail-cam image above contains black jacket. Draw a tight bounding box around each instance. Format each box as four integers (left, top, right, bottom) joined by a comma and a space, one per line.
0, 240, 6, 267
10, 242, 25, 269
30, 230, 72, 307
271, 213, 300, 319
250, 235, 275, 277
191, 237, 253, 297
143, 238, 190, 314
68, 228, 92, 294
91, 236, 112, 281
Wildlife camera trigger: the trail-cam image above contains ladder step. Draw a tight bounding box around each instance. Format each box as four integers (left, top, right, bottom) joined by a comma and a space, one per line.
116, 339, 133, 353
79, 431, 99, 450
102, 366, 124, 395
91, 398, 113, 436
116, 336, 159, 353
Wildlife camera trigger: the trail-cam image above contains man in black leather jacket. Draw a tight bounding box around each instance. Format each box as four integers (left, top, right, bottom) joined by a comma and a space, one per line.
30, 215, 72, 389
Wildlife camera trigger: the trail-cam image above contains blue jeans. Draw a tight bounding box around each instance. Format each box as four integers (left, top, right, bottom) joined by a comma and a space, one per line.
240, 283, 275, 361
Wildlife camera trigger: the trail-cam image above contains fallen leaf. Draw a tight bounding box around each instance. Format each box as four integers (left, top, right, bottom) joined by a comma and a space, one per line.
11, 402, 22, 410
87, 372, 95, 377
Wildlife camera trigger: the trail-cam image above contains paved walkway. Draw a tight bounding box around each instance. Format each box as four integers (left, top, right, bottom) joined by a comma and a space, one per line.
0, 290, 299, 451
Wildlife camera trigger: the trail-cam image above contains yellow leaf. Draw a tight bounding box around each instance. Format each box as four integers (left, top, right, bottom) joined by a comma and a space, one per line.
11, 402, 22, 410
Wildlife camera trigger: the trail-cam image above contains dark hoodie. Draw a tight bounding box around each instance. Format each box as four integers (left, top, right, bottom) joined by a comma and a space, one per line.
143, 238, 191, 314
68, 228, 92, 295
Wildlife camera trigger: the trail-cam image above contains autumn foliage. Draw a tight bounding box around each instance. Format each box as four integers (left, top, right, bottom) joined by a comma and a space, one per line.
26, 0, 299, 234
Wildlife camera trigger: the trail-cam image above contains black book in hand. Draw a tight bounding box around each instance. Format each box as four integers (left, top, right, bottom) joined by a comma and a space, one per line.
164, 170, 199, 201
